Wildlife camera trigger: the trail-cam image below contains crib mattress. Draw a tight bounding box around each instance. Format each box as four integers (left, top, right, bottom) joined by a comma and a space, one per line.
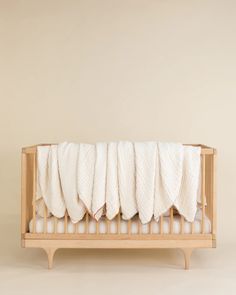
29, 211, 211, 235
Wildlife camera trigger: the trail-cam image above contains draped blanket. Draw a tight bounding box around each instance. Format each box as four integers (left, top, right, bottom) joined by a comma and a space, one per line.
37, 141, 201, 224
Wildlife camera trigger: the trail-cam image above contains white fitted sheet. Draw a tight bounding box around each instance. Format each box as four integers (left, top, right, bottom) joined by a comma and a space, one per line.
29, 210, 211, 235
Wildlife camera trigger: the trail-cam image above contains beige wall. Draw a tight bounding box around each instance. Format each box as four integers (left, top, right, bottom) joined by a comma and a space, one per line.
0, 0, 236, 242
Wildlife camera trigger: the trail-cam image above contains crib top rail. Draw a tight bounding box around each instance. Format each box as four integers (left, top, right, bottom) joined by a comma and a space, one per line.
22, 143, 216, 155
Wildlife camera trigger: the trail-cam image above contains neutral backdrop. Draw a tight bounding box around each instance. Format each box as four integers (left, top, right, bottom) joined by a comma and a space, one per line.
0, 0, 236, 294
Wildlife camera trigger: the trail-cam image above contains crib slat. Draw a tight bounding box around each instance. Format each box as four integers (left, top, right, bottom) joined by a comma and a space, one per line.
149, 219, 152, 234
43, 203, 47, 233
160, 215, 163, 234
54, 216, 57, 233
181, 215, 184, 234
191, 221, 194, 234
64, 211, 68, 233
201, 154, 206, 233
138, 218, 141, 234
106, 219, 110, 234
96, 220, 99, 234
128, 219, 131, 235
32, 153, 37, 233
85, 212, 89, 234
170, 207, 174, 234
76, 220, 80, 233
117, 212, 121, 234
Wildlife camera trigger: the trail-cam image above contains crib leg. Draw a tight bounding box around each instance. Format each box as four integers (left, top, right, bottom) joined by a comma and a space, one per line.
43, 248, 58, 269
181, 248, 193, 270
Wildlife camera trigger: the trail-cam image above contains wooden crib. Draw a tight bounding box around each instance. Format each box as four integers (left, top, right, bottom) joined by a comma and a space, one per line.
21, 144, 216, 269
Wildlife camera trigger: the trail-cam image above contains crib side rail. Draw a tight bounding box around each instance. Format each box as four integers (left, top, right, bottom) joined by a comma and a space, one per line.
21, 150, 36, 239
205, 151, 217, 243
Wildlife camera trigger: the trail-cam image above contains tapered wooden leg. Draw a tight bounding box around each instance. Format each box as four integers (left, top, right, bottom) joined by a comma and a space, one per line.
181, 248, 193, 270
43, 248, 58, 269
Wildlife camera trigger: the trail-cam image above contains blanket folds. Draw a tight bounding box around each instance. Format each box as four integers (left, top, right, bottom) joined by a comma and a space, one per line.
37, 145, 65, 218
92, 143, 107, 220
77, 143, 95, 215
57, 143, 86, 223
37, 141, 201, 223
174, 145, 201, 222
118, 142, 137, 220
154, 143, 184, 220
105, 142, 119, 220
134, 142, 157, 224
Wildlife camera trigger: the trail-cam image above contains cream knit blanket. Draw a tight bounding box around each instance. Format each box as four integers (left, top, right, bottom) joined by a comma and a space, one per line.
37, 141, 201, 223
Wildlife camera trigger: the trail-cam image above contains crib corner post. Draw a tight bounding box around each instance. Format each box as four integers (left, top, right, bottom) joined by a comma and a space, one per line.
43, 248, 58, 269
180, 248, 193, 270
